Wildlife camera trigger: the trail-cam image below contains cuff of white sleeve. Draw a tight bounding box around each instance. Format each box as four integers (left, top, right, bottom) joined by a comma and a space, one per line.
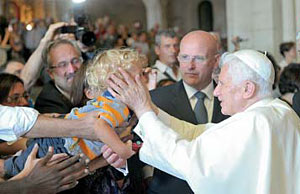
133, 111, 156, 140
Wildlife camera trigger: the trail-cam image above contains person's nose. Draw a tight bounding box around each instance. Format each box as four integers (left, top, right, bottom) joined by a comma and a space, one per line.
213, 84, 220, 97
66, 62, 77, 73
187, 58, 196, 70
170, 45, 177, 53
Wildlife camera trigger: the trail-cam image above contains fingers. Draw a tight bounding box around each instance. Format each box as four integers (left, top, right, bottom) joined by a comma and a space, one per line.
112, 158, 127, 168
102, 146, 113, 159
55, 154, 81, 171
107, 87, 121, 99
105, 153, 120, 165
57, 181, 79, 193
135, 74, 144, 88
107, 74, 125, 94
59, 166, 87, 186
48, 153, 69, 166
28, 143, 39, 160
40, 146, 54, 166
118, 68, 135, 86
58, 159, 85, 179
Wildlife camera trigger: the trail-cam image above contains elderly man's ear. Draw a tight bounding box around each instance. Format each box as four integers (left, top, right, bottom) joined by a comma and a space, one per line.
243, 81, 256, 99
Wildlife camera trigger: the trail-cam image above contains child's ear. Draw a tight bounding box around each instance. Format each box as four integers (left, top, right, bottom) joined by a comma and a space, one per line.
84, 89, 95, 100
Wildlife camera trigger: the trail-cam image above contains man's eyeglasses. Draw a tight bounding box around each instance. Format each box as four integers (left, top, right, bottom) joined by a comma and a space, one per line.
177, 54, 208, 64
6, 92, 30, 104
50, 57, 83, 70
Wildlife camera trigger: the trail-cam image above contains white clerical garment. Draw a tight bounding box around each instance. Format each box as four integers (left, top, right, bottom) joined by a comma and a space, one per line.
134, 98, 300, 194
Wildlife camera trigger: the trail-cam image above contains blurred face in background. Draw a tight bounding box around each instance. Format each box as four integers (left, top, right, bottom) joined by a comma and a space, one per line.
4, 61, 24, 77
155, 36, 179, 67
2, 81, 29, 107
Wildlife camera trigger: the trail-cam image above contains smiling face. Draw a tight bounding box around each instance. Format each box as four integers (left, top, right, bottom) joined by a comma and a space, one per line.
48, 43, 82, 94
213, 64, 245, 115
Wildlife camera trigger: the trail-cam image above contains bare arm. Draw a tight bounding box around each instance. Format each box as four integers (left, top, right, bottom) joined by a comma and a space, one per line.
94, 119, 134, 159
21, 22, 66, 90
0, 29, 10, 47
24, 112, 99, 141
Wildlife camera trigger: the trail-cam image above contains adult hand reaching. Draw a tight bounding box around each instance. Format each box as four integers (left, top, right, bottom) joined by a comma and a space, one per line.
107, 68, 157, 118
22, 147, 88, 193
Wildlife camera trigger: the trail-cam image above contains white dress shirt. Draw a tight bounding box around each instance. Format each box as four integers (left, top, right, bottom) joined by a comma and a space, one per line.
0, 106, 39, 141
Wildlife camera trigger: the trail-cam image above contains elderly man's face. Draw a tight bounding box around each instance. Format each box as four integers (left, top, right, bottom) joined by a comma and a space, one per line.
213, 64, 244, 115
48, 43, 82, 94
155, 36, 179, 66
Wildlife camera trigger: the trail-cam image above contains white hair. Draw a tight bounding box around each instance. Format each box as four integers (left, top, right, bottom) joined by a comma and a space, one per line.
219, 53, 273, 98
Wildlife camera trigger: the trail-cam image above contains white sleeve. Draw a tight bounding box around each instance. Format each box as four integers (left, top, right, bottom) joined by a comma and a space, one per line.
0, 106, 39, 141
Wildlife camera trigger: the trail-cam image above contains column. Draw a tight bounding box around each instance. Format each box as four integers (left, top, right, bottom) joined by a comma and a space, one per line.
142, 0, 166, 30
281, 0, 296, 42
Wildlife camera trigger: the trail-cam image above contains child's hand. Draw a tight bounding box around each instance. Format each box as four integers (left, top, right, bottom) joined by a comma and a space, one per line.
101, 144, 129, 168
142, 68, 157, 90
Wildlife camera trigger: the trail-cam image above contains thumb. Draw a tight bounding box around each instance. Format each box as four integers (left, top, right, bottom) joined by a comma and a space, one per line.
39, 146, 54, 166
28, 143, 39, 160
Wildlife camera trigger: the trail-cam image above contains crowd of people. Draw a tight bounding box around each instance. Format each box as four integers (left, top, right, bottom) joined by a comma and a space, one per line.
0, 13, 300, 194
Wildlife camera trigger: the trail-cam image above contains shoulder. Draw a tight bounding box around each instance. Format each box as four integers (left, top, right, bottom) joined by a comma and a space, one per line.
151, 81, 182, 97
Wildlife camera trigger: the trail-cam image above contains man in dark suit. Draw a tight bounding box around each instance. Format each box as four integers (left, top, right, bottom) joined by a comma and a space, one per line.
35, 39, 82, 114
293, 91, 300, 117
147, 30, 229, 194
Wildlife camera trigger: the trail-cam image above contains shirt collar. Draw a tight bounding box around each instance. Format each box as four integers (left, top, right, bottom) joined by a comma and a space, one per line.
183, 81, 214, 100
155, 60, 171, 73
55, 83, 71, 100
244, 97, 274, 112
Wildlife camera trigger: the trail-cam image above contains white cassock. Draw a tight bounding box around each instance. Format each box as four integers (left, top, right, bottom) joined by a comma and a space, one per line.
134, 98, 300, 194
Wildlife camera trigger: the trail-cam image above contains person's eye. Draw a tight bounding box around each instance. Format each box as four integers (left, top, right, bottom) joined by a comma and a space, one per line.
194, 56, 205, 63
181, 55, 189, 60
58, 62, 67, 68
71, 58, 80, 64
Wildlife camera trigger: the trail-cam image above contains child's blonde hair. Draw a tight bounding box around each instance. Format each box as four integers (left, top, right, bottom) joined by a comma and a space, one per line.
85, 48, 147, 94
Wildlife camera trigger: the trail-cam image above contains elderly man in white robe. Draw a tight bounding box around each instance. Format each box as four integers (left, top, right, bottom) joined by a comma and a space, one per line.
105, 49, 300, 194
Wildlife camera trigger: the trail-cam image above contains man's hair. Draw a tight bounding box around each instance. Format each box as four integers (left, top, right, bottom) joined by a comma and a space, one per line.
42, 38, 81, 68
219, 54, 273, 98
279, 63, 300, 94
0, 73, 24, 103
279, 42, 295, 57
155, 29, 178, 46
85, 48, 147, 95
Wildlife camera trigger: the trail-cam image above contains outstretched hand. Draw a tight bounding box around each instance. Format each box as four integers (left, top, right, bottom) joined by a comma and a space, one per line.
23, 146, 88, 193
107, 68, 154, 118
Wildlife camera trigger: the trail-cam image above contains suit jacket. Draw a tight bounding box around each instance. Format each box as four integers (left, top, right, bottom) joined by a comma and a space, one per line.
292, 91, 300, 118
35, 81, 73, 114
148, 80, 229, 194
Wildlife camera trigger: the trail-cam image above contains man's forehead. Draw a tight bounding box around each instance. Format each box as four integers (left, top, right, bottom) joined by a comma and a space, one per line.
50, 44, 80, 59
179, 42, 209, 56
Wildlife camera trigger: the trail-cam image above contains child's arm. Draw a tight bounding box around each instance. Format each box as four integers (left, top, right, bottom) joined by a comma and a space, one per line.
95, 119, 134, 159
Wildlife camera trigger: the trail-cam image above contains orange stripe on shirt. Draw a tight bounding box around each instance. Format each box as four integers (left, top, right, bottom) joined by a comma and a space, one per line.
102, 103, 127, 125
72, 137, 97, 160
